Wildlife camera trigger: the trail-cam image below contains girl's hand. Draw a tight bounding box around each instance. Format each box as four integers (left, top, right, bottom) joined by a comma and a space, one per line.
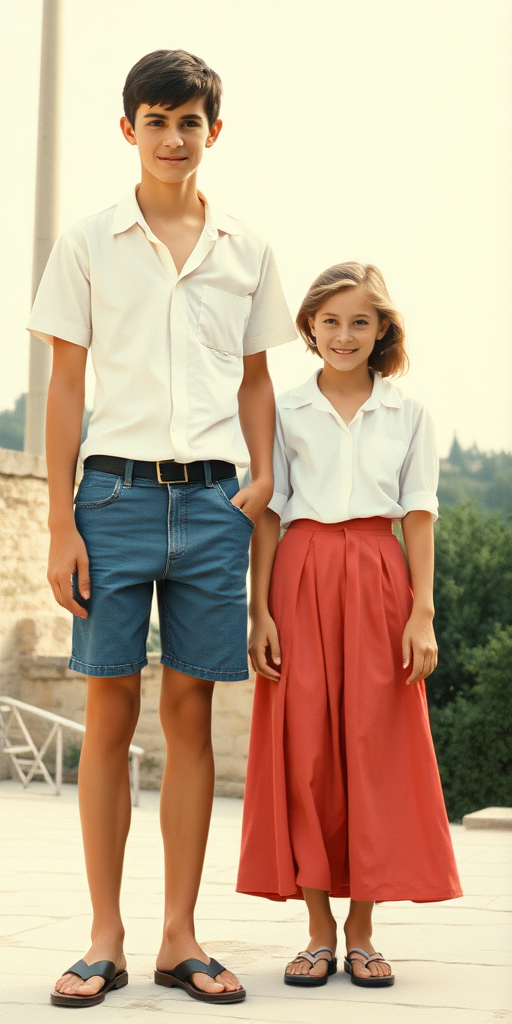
401, 609, 438, 684
249, 613, 281, 680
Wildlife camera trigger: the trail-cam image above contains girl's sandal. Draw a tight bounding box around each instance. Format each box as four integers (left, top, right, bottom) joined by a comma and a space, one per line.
50, 959, 129, 1006
344, 947, 395, 987
284, 947, 338, 986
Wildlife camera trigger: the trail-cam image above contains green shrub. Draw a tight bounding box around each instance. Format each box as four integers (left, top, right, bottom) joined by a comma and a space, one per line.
63, 740, 82, 771
431, 503, 512, 707
430, 625, 512, 821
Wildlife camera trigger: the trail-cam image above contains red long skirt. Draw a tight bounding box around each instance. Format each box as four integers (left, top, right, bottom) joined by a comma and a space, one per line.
237, 518, 462, 903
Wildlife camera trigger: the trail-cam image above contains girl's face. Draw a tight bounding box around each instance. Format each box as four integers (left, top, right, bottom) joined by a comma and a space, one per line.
309, 286, 387, 375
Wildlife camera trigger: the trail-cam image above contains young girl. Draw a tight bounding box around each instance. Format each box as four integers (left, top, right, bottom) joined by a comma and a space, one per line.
236, 263, 462, 988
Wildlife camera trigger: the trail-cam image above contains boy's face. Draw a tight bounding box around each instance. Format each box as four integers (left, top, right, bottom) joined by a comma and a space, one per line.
121, 99, 222, 184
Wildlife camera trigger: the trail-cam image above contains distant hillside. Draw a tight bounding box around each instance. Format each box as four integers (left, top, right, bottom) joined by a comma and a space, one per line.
0, 393, 26, 451
439, 437, 512, 517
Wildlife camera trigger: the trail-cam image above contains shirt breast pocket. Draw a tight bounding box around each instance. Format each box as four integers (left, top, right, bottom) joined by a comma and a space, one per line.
198, 285, 251, 357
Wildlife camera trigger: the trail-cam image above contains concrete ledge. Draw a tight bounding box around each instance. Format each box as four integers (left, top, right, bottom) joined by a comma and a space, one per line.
463, 806, 512, 829
0, 447, 47, 479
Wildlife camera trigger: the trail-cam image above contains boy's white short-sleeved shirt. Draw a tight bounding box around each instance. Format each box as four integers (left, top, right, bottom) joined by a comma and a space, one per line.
269, 369, 439, 526
28, 188, 297, 465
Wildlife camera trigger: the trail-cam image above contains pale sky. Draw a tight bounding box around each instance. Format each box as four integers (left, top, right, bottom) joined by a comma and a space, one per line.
1, 0, 511, 456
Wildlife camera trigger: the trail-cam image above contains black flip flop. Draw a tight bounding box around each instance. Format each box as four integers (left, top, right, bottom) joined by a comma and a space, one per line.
284, 947, 338, 986
50, 959, 128, 1007
154, 957, 246, 1003
344, 947, 395, 987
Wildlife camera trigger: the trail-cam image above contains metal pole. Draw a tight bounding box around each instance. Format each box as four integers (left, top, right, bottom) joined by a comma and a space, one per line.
25, 0, 63, 456
55, 724, 63, 794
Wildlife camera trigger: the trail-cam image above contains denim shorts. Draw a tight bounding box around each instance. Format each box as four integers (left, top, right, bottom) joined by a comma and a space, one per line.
70, 466, 254, 681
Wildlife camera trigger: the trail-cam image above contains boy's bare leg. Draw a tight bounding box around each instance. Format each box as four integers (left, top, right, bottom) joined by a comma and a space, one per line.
156, 666, 242, 994
54, 673, 141, 997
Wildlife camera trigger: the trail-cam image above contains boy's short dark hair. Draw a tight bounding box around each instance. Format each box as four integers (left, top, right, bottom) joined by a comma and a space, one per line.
123, 49, 222, 128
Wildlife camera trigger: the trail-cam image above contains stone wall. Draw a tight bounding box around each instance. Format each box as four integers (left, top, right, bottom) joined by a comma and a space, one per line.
0, 448, 72, 701
0, 449, 254, 795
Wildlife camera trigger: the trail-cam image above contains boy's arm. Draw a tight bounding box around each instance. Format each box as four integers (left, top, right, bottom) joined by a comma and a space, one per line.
401, 510, 438, 684
46, 337, 90, 618
248, 508, 282, 680
234, 351, 275, 522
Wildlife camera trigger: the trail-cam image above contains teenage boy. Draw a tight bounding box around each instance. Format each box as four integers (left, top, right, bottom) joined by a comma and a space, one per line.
28, 49, 295, 1008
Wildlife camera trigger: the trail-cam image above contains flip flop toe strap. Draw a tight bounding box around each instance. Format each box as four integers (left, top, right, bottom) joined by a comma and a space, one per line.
346, 949, 391, 970
172, 957, 226, 983
346, 948, 370, 966
366, 952, 391, 968
294, 948, 332, 965
63, 959, 117, 984
291, 951, 318, 966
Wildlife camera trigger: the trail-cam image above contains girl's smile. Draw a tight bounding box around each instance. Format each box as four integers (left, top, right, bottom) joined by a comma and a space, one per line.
309, 286, 387, 375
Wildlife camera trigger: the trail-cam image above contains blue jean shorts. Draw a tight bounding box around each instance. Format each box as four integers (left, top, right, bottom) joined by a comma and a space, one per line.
70, 466, 254, 680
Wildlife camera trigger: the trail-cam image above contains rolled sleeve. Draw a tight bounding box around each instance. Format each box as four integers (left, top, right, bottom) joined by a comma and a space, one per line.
243, 245, 296, 355
27, 230, 91, 348
268, 408, 292, 520
399, 405, 439, 520
268, 491, 289, 518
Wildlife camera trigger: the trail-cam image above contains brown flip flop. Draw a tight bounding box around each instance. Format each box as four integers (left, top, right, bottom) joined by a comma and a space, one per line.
154, 956, 246, 1003
50, 958, 128, 1007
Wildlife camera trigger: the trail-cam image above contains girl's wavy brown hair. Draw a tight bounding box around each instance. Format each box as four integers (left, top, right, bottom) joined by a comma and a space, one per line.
296, 262, 408, 378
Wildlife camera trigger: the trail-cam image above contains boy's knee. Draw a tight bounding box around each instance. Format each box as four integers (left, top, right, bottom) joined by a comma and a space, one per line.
85, 676, 141, 737
160, 688, 213, 748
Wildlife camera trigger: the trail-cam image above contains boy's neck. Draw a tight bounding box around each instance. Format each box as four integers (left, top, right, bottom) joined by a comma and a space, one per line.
136, 171, 204, 223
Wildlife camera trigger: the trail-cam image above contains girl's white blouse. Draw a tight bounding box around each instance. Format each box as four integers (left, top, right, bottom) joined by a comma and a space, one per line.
269, 369, 439, 527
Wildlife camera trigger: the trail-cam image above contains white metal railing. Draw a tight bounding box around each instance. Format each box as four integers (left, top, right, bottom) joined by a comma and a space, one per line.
0, 696, 144, 806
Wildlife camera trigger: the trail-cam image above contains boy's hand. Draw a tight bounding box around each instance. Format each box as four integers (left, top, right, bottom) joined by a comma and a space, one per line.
230, 478, 273, 524
249, 613, 281, 680
48, 526, 90, 619
401, 609, 438, 684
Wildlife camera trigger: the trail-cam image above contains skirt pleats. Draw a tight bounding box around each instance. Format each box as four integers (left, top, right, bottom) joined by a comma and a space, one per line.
237, 518, 462, 903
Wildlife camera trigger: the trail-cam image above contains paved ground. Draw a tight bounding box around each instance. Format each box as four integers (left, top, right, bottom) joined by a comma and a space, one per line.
1, 780, 511, 1024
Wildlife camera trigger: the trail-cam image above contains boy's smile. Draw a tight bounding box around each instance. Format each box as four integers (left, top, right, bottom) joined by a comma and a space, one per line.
121, 101, 222, 185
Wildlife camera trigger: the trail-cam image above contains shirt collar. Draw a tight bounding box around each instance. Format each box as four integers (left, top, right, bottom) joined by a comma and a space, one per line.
280, 369, 403, 411
110, 187, 240, 238
363, 371, 403, 410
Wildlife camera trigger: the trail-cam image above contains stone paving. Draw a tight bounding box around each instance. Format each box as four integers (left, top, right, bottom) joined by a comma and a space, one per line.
1, 780, 511, 1024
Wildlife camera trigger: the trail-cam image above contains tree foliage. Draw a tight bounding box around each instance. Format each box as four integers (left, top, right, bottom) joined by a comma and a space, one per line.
428, 504, 512, 819
430, 503, 512, 707
438, 438, 512, 516
430, 625, 512, 820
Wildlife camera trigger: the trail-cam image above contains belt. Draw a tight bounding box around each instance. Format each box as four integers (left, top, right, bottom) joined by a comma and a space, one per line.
83, 455, 237, 485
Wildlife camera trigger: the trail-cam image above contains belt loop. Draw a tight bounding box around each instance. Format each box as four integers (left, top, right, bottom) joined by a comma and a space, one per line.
203, 460, 213, 487
123, 459, 134, 487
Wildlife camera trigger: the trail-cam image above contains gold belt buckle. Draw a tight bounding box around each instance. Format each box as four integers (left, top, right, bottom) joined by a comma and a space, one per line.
156, 461, 189, 485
